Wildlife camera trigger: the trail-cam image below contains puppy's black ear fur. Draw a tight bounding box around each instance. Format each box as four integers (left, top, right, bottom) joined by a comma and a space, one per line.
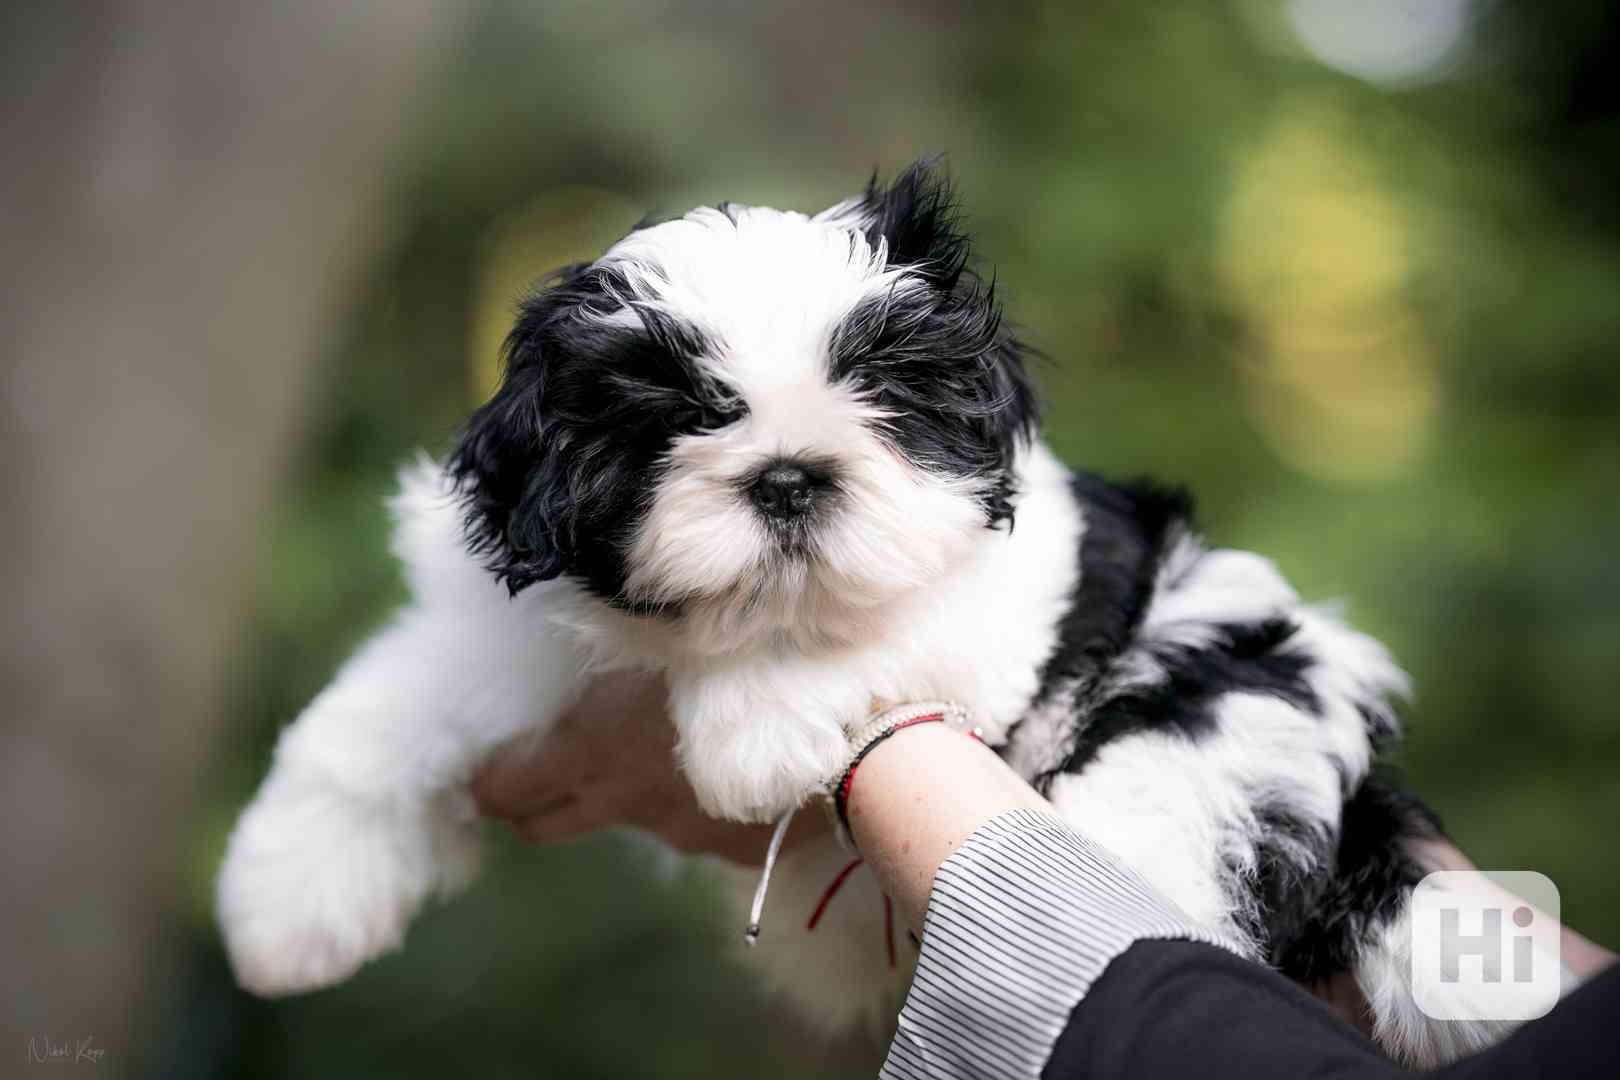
859, 156, 970, 288
450, 264, 587, 595
841, 158, 1042, 527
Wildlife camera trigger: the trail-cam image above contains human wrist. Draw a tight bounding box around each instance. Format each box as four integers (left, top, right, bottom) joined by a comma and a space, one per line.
845, 720, 1047, 931
830, 702, 975, 837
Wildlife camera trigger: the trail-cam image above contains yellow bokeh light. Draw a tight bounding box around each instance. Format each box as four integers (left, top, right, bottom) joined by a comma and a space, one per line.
468, 186, 643, 405
1218, 94, 1439, 484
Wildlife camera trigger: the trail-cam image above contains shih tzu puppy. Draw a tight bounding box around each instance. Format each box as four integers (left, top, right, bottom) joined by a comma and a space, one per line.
218, 160, 1544, 1065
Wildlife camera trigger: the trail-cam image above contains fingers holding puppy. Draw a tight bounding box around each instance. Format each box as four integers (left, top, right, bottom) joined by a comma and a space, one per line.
470, 670, 824, 864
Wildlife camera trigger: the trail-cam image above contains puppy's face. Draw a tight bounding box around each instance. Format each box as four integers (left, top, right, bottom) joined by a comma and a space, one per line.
454, 161, 1037, 652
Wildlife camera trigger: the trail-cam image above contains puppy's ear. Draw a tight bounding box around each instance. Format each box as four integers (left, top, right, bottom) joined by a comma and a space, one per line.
450, 265, 588, 595
858, 156, 969, 288
832, 159, 1040, 524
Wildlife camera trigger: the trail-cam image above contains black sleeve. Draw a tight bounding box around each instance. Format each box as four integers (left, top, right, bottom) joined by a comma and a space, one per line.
1045, 938, 1620, 1080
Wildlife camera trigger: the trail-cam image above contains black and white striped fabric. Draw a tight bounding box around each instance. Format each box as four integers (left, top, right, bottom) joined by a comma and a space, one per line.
881, 809, 1235, 1080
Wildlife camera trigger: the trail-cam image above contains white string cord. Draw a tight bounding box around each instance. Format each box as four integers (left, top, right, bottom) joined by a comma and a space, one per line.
743, 807, 797, 945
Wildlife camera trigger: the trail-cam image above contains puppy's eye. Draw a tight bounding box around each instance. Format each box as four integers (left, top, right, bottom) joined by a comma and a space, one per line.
679, 399, 745, 433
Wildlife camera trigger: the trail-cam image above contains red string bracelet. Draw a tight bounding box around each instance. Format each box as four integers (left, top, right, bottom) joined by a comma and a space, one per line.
832, 712, 948, 835
818, 704, 981, 968
802, 856, 900, 969
806, 856, 865, 931
831, 702, 982, 839
744, 702, 978, 950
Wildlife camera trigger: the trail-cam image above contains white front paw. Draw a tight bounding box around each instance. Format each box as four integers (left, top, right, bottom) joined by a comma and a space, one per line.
216, 776, 477, 996
680, 715, 849, 824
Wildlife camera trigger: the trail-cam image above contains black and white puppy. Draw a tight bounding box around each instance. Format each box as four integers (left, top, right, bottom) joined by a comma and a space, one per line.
219, 161, 1540, 1065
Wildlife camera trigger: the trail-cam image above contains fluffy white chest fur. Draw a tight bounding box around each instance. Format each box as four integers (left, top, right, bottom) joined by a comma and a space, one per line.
218, 162, 1554, 1067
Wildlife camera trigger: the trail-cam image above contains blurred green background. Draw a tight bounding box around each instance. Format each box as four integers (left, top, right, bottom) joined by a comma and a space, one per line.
5, 2, 1617, 1077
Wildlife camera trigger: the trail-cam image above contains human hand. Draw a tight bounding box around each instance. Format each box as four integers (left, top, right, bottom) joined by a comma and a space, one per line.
471, 671, 823, 864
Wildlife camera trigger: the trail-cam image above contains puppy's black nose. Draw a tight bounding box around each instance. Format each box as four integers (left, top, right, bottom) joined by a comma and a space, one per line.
748, 464, 818, 520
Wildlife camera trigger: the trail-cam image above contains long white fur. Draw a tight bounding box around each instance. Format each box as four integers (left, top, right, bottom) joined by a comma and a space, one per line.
218, 202, 1524, 1064
217, 462, 595, 994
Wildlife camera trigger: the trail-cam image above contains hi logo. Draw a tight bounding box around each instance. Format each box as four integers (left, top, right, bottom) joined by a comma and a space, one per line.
1411, 870, 1562, 1021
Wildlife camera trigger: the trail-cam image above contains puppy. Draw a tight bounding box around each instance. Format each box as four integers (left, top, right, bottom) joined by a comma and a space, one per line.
219, 160, 1538, 1065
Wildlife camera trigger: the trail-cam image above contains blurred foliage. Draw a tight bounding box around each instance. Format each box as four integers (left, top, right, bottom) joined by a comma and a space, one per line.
171, 1, 1619, 1076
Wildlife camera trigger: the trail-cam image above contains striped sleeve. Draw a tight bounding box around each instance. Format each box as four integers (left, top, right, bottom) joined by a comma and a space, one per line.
879, 808, 1236, 1080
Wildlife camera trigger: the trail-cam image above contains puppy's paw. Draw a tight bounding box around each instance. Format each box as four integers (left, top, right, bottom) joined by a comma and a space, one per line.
680, 714, 848, 824
216, 776, 477, 996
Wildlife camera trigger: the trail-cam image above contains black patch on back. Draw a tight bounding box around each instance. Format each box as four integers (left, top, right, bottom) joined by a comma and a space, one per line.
1050, 617, 1322, 783
1030, 473, 1193, 710
830, 159, 1038, 526
450, 261, 740, 601
1011, 473, 1322, 789
1006, 469, 1429, 987
1268, 773, 1444, 981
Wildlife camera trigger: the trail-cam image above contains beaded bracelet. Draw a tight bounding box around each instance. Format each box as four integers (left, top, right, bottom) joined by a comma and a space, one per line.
743, 700, 979, 946
831, 701, 978, 838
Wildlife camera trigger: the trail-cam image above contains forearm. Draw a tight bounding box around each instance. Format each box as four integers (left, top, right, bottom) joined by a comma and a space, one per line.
844, 724, 1233, 1078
